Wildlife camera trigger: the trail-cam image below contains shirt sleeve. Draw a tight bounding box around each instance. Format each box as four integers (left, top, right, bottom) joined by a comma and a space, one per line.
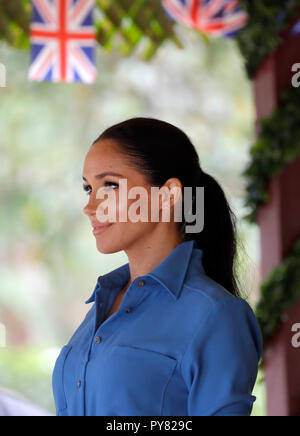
180, 297, 263, 416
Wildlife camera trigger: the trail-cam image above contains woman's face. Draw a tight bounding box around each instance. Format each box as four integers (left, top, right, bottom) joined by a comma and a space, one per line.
82, 139, 167, 254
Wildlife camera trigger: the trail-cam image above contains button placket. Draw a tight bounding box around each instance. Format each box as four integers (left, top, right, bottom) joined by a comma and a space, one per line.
121, 279, 146, 314
92, 280, 149, 342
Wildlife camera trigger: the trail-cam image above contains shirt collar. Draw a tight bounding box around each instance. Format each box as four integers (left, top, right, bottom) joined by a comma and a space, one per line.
147, 239, 202, 299
86, 239, 204, 303
85, 262, 130, 304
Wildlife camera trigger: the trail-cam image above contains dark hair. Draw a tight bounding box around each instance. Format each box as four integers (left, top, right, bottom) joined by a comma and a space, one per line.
93, 117, 240, 298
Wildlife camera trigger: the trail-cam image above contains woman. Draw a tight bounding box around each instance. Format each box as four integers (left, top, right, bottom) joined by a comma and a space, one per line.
52, 117, 262, 416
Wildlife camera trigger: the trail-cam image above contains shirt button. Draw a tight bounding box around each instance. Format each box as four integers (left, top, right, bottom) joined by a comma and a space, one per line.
77, 380, 81, 388
95, 336, 102, 344
137, 280, 145, 287
125, 307, 132, 313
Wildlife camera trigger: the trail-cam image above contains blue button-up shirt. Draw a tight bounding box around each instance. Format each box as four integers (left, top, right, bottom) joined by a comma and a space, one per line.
52, 240, 262, 416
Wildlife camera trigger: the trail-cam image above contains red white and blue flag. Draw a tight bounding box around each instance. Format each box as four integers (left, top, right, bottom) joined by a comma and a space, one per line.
29, 0, 97, 83
162, 0, 249, 37
290, 17, 300, 36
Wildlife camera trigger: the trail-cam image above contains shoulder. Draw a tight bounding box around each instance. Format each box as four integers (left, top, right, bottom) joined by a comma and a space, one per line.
179, 276, 262, 416
179, 275, 263, 357
180, 272, 242, 318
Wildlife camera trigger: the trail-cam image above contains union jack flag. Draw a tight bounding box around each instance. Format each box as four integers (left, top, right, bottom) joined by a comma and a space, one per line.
29, 0, 97, 83
162, 0, 249, 37
290, 17, 300, 36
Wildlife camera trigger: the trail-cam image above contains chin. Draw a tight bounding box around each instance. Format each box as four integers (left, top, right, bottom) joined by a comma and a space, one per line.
95, 238, 123, 254
94, 224, 147, 254
96, 242, 118, 254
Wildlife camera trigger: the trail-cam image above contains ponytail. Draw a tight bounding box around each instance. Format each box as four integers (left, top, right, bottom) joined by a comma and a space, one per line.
182, 168, 240, 298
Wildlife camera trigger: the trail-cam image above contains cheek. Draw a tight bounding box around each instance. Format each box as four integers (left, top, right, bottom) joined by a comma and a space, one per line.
115, 190, 154, 223
115, 193, 130, 222
114, 193, 156, 239
95, 193, 156, 254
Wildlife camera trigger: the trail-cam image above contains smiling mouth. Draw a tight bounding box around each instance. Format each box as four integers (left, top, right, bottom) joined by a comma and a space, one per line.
92, 224, 113, 235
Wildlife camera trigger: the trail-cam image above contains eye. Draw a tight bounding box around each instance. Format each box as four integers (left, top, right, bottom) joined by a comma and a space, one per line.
104, 181, 119, 190
83, 183, 92, 196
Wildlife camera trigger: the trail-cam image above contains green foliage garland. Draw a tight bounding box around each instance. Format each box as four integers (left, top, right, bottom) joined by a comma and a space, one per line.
255, 238, 300, 346
236, 0, 300, 78
0, 0, 30, 49
243, 86, 300, 223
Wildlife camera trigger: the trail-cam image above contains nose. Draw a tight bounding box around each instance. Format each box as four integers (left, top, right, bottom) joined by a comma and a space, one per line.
83, 194, 98, 217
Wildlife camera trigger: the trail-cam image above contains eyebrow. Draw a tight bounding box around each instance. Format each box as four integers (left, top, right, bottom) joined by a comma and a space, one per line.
82, 171, 125, 182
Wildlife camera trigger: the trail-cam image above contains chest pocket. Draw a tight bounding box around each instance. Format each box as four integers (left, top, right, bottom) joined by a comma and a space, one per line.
52, 345, 72, 416
100, 345, 177, 416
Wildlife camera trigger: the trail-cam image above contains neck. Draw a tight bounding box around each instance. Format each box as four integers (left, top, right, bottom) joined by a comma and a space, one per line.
124, 223, 184, 287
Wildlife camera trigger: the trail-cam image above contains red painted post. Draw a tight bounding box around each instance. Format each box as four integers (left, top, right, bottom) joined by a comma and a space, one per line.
253, 25, 300, 416
257, 158, 300, 416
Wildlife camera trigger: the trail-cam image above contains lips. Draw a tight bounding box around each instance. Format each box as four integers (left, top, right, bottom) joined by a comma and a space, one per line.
92, 222, 113, 235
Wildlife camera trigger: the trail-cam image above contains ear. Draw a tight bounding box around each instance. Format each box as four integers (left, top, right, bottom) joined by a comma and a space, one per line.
160, 178, 183, 210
